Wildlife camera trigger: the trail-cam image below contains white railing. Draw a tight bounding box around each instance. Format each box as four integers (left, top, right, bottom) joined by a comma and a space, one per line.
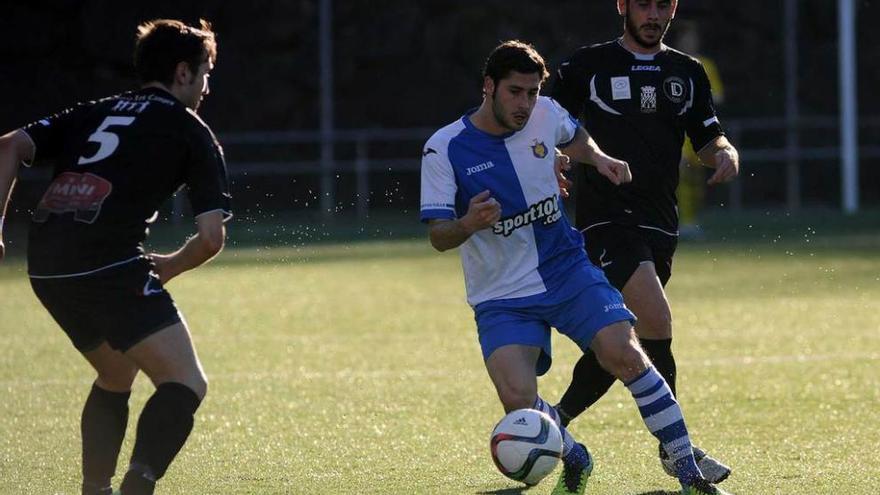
17, 117, 880, 219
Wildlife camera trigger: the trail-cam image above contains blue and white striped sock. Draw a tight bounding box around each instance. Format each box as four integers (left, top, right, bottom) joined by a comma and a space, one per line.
625, 366, 701, 483
533, 396, 576, 457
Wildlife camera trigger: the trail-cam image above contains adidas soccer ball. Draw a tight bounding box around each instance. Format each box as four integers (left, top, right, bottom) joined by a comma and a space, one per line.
490, 408, 563, 485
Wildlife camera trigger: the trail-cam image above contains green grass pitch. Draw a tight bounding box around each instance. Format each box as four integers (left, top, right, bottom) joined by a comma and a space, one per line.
1, 233, 878, 494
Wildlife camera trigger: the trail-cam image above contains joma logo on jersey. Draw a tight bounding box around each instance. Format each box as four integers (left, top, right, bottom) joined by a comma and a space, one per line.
493, 195, 562, 237
33, 172, 113, 224
466, 161, 495, 176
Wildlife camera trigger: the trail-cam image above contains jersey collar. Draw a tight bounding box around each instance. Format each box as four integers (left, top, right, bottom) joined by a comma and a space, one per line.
461, 107, 517, 140
616, 37, 667, 61
137, 86, 181, 105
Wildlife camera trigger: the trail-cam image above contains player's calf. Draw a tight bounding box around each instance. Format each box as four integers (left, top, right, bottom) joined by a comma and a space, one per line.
81, 344, 138, 495
485, 345, 540, 413
591, 322, 705, 485
81, 383, 131, 495
119, 322, 208, 494
120, 382, 203, 495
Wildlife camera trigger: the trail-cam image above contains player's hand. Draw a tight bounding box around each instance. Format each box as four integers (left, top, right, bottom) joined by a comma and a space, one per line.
707, 147, 739, 185
460, 190, 502, 233
594, 156, 632, 186
148, 253, 177, 284
554, 149, 573, 198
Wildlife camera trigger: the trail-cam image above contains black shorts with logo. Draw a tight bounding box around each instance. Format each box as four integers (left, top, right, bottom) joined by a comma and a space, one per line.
30, 257, 182, 353
582, 223, 678, 291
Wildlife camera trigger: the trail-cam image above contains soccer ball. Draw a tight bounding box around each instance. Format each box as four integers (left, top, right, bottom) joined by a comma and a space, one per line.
490, 408, 563, 485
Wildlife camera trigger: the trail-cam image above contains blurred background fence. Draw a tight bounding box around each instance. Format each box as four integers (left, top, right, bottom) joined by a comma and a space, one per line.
3, 0, 878, 243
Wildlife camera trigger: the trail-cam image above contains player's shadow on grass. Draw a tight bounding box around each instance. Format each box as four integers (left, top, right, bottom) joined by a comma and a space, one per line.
475, 487, 531, 495
478, 489, 675, 495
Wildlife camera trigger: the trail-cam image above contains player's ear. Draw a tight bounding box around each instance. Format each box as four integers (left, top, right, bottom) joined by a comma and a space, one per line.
173, 61, 192, 86
483, 76, 496, 99
617, 0, 627, 16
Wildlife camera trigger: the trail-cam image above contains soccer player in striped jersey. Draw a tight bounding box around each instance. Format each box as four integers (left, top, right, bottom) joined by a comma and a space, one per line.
420, 40, 728, 495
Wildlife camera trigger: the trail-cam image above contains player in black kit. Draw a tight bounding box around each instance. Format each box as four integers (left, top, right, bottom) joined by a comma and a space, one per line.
0, 19, 229, 495
551, 0, 739, 487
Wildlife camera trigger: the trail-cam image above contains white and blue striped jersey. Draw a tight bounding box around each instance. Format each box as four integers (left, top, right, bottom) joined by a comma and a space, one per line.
421, 96, 593, 306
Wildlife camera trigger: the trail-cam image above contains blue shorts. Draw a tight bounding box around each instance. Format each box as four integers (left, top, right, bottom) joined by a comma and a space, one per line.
474, 262, 635, 376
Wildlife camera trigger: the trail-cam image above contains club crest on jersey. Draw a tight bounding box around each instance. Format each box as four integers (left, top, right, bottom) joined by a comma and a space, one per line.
33, 172, 112, 224
531, 140, 548, 159
493, 194, 561, 237
640, 86, 657, 113
663, 76, 687, 104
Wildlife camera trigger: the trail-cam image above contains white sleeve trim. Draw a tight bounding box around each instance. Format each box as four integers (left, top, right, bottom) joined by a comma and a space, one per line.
195, 208, 233, 222
18, 129, 37, 168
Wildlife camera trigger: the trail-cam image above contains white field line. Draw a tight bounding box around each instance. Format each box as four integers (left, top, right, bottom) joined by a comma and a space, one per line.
0, 352, 877, 389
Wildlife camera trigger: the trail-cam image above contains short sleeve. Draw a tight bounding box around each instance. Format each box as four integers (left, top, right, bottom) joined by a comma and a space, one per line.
419, 142, 457, 223
685, 61, 725, 152
19, 103, 92, 167
546, 97, 580, 148
185, 126, 232, 221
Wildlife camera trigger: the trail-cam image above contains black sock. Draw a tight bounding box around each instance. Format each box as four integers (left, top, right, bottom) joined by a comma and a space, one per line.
639, 338, 676, 397
121, 382, 201, 495
556, 349, 616, 426
81, 383, 130, 495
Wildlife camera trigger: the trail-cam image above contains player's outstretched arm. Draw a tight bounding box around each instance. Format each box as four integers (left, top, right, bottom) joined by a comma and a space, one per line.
560, 127, 632, 186
698, 135, 740, 185
149, 210, 226, 283
428, 190, 501, 252
0, 130, 36, 261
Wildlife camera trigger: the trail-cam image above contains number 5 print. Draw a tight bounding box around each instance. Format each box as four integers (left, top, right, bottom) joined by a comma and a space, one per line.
77, 116, 136, 165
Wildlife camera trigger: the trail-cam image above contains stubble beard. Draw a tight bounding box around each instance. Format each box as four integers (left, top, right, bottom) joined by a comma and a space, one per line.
625, 11, 671, 50
491, 93, 524, 132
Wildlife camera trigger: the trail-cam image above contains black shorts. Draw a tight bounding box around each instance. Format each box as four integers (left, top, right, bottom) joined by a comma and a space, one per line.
582, 223, 678, 291
30, 257, 182, 353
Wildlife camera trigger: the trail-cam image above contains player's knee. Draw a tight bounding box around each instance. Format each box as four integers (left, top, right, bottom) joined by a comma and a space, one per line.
497, 383, 536, 413
596, 338, 649, 383
163, 369, 208, 401
95, 365, 138, 392
189, 372, 208, 401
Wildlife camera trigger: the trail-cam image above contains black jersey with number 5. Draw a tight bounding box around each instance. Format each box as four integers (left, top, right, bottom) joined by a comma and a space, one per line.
551, 40, 724, 234
22, 87, 232, 277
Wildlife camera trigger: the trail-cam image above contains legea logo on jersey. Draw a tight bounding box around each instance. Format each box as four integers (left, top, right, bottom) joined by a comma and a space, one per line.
466, 160, 495, 176
531, 140, 548, 159
493, 194, 562, 237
